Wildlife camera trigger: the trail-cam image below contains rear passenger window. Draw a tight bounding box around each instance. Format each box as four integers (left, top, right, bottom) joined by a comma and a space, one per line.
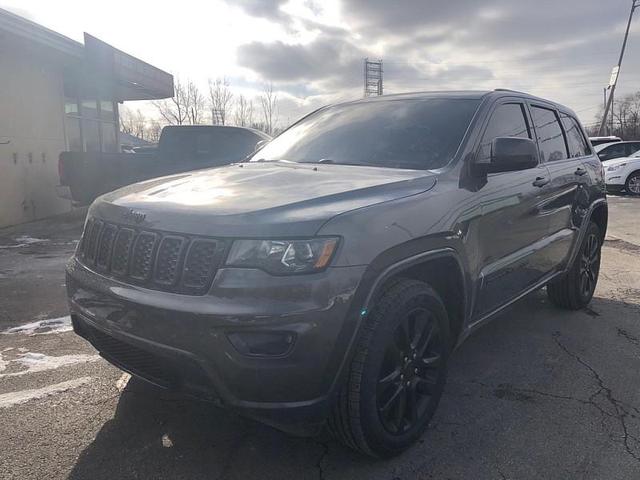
531, 106, 568, 162
478, 103, 530, 162
560, 114, 590, 158
626, 143, 640, 156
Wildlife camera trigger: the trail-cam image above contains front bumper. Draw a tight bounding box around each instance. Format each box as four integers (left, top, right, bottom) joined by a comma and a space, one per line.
66, 257, 366, 434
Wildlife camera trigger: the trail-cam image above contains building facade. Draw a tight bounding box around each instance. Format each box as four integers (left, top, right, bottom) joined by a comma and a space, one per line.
0, 9, 173, 227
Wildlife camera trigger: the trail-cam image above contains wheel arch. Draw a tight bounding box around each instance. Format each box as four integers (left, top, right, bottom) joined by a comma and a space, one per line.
590, 201, 608, 243
361, 248, 469, 346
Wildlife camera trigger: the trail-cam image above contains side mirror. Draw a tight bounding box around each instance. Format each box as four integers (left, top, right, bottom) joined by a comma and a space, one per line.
473, 137, 539, 175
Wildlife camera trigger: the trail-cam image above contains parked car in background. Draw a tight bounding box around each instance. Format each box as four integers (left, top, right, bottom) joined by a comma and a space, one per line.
595, 140, 640, 162
603, 150, 640, 195
589, 135, 622, 146
66, 90, 606, 458
58, 125, 270, 205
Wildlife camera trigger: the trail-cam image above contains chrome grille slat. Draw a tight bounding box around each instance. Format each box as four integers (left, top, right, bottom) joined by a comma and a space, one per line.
84, 219, 103, 264
130, 232, 158, 280
154, 236, 185, 285
183, 240, 220, 289
111, 228, 134, 275
96, 224, 117, 269
77, 218, 222, 295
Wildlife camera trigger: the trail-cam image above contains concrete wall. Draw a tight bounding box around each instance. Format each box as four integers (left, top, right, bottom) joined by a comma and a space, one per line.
0, 38, 73, 228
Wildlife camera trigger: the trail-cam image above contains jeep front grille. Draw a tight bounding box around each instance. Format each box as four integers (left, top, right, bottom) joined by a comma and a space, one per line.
77, 217, 226, 295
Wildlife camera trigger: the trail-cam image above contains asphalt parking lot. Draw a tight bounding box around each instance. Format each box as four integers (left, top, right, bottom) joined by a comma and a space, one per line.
1, 196, 639, 480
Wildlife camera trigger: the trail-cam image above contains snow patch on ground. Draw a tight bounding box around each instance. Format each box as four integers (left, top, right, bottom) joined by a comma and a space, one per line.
2, 316, 72, 335
0, 377, 92, 409
0, 235, 49, 249
0, 351, 100, 378
116, 372, 131, 392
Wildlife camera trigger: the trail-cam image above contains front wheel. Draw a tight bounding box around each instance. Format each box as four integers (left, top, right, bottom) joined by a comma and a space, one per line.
625, 171, 640, 196
547, 221, 601, 309
328, 278, 450, 457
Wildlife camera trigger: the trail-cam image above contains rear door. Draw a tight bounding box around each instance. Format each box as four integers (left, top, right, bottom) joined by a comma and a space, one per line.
530, 104, 590, 271
625, 142, 640, 157
472, 100, 553, 317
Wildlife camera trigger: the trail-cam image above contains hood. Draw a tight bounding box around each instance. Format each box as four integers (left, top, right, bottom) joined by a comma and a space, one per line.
92, 162, 437, 237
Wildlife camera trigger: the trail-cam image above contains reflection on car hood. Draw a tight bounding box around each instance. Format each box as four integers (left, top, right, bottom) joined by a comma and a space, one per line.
93, 162, 438, 237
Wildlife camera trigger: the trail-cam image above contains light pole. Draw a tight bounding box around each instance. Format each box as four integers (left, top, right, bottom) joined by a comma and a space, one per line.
598, 0, 640, 135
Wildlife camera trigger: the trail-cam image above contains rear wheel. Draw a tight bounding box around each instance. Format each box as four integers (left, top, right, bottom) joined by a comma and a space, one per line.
328, 278, 450, 457
547, 221, 601, 309
625, 171, 640, 196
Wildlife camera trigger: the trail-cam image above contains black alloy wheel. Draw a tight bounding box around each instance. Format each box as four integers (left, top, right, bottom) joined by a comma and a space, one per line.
377, 306, 444, 434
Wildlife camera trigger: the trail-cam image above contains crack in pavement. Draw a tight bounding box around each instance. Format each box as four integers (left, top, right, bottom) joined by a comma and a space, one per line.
617, 328, 640, 347
553, 332, 640, 463
314, 439, 330, 480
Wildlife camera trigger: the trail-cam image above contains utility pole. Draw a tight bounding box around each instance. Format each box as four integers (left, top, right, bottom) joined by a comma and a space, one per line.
603, 87, 609, 135
364, 58, 383, 97
599, 0, 640, 135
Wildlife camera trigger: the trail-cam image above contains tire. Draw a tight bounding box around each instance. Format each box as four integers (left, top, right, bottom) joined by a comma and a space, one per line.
547, 221, 601, 309
328, 278, 450, 457
625, 170, 640, 196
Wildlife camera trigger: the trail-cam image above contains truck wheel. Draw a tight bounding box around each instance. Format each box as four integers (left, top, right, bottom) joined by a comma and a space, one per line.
329, 278, 450, 457
547, 221, 601, 309
625, 171, 640, 196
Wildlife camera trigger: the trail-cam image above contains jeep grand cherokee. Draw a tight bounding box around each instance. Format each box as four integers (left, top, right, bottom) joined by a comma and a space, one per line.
66, 90, 607, 457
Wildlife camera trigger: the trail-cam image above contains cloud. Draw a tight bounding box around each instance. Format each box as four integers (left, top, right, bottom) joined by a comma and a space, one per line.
230, 0, 289, 21
228, 0, 640, 125
237, 35, 368, 92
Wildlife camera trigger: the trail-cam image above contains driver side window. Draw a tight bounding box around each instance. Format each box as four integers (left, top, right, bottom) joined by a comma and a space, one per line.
478, 103, 531, 163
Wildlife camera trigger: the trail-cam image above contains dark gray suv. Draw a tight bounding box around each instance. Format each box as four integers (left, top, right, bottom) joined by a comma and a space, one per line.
66, 90, 607, 457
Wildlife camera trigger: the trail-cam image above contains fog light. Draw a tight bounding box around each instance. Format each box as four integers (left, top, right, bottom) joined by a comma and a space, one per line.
227, 331, 296, 356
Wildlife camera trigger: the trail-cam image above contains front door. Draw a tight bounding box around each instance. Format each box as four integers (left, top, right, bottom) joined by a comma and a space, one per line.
471, 100, 553, 318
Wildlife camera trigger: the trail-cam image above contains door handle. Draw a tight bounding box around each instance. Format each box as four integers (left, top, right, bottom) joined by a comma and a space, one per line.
532, 176, 550, 187
574, 167, 587, 176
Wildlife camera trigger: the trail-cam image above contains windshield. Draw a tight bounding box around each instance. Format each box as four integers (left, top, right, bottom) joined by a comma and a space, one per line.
250, 98, 480, 170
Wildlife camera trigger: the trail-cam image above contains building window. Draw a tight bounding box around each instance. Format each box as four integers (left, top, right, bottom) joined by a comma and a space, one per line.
101, 123, 118, 153
64, 97, 118, 152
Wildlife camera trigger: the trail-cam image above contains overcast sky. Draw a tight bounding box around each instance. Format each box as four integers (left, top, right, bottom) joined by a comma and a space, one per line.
3, 0, 640, 128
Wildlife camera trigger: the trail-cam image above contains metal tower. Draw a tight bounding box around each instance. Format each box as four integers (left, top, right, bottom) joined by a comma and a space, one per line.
364, 58, 383, 97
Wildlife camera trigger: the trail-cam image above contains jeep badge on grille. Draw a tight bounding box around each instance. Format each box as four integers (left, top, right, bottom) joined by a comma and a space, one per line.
122, 209, 146, 224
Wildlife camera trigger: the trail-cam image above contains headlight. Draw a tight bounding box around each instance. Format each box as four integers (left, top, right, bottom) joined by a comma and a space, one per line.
226, 238, 339, 274
607, 163, 626, 171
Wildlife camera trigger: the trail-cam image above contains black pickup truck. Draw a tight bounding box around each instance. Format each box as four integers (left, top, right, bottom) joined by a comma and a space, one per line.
58, 125, 270, 205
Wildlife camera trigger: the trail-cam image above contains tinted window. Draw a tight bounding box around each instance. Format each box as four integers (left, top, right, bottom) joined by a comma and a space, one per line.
625, 143, 640, 156
161, 128, 260, 161
531, 106, 567, 162
560, 114, 589, 158
599, 143, 627, 160
478, 103, 530, 162
251, 98, 481, 170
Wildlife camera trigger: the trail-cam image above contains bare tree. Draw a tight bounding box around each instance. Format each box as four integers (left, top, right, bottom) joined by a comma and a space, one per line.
591, 90, 640, 139
234, 94, 254, 127
152, 77, 190, 125
146, 120, 163, 143
185, 80, 206, 125
208, 77, 234, 125
259, 83, 278, 135
119, 107, 147, 138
